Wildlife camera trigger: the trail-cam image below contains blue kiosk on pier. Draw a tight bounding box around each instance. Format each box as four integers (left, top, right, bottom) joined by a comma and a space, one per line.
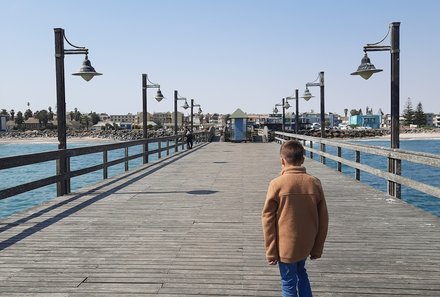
229, 108, 248, 142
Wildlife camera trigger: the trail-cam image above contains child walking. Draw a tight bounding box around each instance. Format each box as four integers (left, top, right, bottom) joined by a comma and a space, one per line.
261, 140, 329, 297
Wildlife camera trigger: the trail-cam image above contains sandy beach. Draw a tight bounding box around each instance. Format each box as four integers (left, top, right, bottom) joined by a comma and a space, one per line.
376, 131, 440, 140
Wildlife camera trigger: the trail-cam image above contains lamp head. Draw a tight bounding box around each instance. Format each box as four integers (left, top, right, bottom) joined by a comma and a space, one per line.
198, 107, 202, 114
301, 87, 314, 101
72, 55, 102, 81
273, 107, 278, 114
155, 89, 164, 102
284, 102, 290, 109
351, 53, 383, 80
182, 101, 189, 109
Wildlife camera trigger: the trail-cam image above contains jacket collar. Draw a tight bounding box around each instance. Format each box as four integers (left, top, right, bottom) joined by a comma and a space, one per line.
281, 166, 306, 175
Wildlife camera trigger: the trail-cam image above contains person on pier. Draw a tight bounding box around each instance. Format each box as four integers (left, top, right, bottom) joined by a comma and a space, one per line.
262, 140, 329, 297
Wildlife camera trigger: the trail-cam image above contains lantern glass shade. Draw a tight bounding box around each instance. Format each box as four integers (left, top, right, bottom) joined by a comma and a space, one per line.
301, 87, 314, 101
284, 102, 290, 109
351, 53, 383, 80
198, 107, 202, 114
182, 101, 189, 109
273, 107, 278, 114
155, 89, 164, 102
72, 55, 102, 81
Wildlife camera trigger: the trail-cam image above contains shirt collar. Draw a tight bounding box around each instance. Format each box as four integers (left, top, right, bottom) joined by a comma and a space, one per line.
281, 166, 306, 175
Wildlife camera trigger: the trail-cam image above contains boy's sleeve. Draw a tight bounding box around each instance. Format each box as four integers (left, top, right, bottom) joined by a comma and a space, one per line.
311, 181, 329, 258
261, 181, 279, 262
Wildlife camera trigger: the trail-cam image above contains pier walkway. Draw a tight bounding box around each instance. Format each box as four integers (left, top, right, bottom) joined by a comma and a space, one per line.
1, 142, 439, 296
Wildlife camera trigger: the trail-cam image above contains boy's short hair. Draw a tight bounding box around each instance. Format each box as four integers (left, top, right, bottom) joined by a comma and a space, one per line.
280, 140, 305, 165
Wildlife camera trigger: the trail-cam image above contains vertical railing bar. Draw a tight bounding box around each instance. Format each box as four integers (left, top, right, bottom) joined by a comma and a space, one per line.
320, 143, 326, 164
388, 157, 394, 197
124, 147, 129, 172
158, 140, 162, 159
396, 159, 401, 199
103, 149, 108, 179
66, 156, 71, 194
337, 146, 342, 172
355, 150, 360, 181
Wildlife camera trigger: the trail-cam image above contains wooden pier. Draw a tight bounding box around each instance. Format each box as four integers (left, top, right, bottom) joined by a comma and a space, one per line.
1, 142, 439, 296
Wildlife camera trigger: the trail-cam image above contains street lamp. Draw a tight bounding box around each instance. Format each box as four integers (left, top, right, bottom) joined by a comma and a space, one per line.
173, 90, 187, 136
190, 99, 201, 132
351, 22, 400, 197
54, 28, 101, 196
351, 22, 400, 149
285, 89, 299, 133
274, 98, 289, 132
303, 71, 325, 138
142, 73, 164, 164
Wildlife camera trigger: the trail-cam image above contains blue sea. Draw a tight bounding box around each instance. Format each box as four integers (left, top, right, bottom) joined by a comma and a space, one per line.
0, 139, 439, 219
0, 141, 165, 218
312, 138, 440, 217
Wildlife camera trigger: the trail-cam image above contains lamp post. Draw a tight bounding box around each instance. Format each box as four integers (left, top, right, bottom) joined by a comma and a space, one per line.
302, 71, 325, 138
173, 90, 187, 136
351, 22, 400, 198
274, 98, 289, 132
54, 28, 101, 196
142, 74, 164, 164
190, 99, 202, 132
285, 89, 299, 133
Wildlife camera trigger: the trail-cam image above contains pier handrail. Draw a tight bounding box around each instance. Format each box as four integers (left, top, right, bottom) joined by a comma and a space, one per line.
0, 132, 210, 201
274, 131, 440, 199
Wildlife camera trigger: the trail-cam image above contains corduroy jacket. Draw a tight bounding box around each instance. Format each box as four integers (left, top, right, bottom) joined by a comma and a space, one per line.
261, 166, 328, 263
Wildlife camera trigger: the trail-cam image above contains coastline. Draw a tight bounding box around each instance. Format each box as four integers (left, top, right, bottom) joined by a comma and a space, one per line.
373, 132, 440, 140
1, 131, 440, 144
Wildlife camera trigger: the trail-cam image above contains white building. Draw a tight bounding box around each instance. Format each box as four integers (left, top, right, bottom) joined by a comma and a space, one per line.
110, 113, 136, 123
433, 113, 440, 127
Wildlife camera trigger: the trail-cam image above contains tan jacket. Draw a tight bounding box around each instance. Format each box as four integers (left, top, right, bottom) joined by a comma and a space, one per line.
261, 166, 328, 263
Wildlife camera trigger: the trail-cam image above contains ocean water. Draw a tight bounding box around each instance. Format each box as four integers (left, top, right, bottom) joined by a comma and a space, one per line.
0, 141, 172, 218
311, 139, 440, 217
1, 139, 439, 219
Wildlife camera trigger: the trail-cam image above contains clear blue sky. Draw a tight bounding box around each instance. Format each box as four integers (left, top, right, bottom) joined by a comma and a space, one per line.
1, 0, 439, 117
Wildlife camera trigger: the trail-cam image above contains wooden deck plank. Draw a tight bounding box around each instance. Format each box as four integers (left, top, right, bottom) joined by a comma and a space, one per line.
1, 142, 439, 296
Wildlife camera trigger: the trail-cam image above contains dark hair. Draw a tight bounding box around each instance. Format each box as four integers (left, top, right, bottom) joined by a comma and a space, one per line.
280, 140, 304, 165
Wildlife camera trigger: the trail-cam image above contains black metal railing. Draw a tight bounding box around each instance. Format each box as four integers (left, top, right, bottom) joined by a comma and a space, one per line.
274, 131, 440, 199
0, 132, 210, 200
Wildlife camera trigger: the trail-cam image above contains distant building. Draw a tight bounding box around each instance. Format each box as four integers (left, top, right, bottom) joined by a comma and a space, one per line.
425, 113, 435, 127
110, 113, 136, 123
118, 122, 133, 130
150, 112, 171, 127
99, 113, 110, 121
23, 117, 40, 130
300, 113, 337, 129
349, 114, 382, 129
433, 113, 440, 127
0, 116, 7, 131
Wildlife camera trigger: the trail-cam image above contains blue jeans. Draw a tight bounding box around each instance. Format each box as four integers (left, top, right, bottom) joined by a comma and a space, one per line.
278, 260, 312, 297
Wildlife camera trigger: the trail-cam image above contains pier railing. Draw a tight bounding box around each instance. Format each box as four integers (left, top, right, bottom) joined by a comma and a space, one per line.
0, 132, 210, 201
274, 131, 440, 199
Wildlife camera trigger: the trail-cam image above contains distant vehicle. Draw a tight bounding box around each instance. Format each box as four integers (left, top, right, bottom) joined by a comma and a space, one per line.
311, 123, 321, 130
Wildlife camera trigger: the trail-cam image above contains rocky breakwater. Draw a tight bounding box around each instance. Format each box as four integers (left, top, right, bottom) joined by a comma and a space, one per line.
0, 129, 175, 141
301, 129, 388, 138
301, 127, 440, 138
